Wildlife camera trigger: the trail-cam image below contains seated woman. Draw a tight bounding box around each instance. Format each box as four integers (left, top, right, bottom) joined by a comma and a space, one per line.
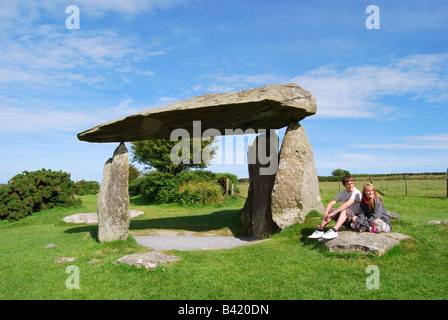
351, 183, 392, 233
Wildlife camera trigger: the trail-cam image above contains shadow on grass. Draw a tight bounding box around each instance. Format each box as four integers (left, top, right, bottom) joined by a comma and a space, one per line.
64, 224, 99, 241
63, 208, 246, 240
130, 209, 246, 236
298, 226, 331, 254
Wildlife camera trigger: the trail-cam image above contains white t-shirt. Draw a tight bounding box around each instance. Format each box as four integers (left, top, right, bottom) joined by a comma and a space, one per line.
334, 187, 362, 214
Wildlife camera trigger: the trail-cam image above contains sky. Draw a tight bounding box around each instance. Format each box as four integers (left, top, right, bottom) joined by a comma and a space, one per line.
0, 0, 447, 183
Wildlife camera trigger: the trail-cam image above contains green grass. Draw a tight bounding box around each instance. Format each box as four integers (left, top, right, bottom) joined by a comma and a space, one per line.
0, 181, 447, 300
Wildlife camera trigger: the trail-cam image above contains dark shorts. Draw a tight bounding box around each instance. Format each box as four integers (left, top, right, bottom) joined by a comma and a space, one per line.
330, 208, 356, 228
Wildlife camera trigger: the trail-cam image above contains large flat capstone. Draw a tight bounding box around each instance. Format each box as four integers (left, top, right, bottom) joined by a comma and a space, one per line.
77, 83, 316, 143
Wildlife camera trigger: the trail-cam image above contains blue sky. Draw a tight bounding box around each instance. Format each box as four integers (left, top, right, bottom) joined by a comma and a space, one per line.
0, 0, 447, 183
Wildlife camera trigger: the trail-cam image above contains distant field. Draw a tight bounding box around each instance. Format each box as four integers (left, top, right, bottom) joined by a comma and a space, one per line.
238, 178, 447, 199
319, 179, 447, 199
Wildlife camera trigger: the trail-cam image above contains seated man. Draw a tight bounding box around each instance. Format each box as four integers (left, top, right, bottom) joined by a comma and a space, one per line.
309, 175, 362, 240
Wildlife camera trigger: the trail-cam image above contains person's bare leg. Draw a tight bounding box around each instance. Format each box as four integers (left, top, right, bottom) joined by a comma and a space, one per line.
333, 210, 347, 230
319, 214, 332, 230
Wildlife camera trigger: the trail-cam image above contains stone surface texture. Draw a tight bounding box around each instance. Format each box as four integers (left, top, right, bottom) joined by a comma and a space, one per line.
77, 83, 317, 143
113, 252, 179, 270
319, 229, 412, 256
271, 122, 325, 228
241, 133, 281, 238
427, 219, 448, 224
97, 142, 130, 243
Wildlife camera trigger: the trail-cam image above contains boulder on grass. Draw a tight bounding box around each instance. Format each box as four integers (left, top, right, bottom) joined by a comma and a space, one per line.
318, 229, 412, 256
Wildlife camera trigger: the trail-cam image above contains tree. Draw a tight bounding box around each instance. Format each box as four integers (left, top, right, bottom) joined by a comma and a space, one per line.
332, 169, 350, 177
129, 164, 141, 182
131, 137, 217, 175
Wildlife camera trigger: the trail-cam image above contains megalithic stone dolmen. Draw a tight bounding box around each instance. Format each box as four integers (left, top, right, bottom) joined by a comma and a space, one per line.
77, 83, 324, 240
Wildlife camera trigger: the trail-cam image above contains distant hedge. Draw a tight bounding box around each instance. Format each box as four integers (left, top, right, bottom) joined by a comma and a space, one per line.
318, 172, 446, 182
0, 169, 81, 221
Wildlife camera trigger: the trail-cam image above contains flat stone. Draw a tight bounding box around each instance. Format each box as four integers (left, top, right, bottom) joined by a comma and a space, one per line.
318, 229, 412, 256
427, 219, 448, 224
134, 235, 268, 251
113, 252, 179, 270
77, 83, 317, 143
62, 210, 144, 224
43, 243, 59, 248
54, 257, 77, 264
88, 258, 102, 264
386, 210, 401, 221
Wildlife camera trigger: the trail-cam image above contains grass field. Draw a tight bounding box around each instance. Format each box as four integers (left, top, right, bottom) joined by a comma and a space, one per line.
0, 180, 447, 300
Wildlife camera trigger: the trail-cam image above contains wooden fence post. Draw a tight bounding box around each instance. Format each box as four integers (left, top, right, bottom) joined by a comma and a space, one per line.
405, 178, 408, 197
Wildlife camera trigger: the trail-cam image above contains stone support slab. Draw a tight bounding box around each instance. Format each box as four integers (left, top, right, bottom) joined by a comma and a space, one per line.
97, 142, 130, 243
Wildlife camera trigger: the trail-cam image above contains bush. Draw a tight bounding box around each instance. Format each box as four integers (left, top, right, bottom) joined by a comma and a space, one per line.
136, 170, 227, 205
0, 169, 81, 221
140, 171, 179, 204
178, 180, 224, 205
74, 180, 100, 196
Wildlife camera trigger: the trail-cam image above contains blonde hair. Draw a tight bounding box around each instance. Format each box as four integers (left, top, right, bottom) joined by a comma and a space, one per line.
362, 183, 381, 212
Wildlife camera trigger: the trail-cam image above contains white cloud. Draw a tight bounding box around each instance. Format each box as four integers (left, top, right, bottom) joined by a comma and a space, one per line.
292, 54, 448, 119
351, 133, 448, 150
0, 0, 188, 21
0, 27, 157, 86
0, 99, 147, 134
193, 73, 287, 94
75, 0, 188, 16
192, 53, 448, 120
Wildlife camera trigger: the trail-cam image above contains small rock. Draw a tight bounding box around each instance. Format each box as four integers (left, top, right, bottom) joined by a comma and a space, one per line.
55, 257, 77, 264
88, 258, 102, 264
386, 210, 401, 221
43, 243, 58, 248
113, 252, 179, 270
427, 219, 448, 225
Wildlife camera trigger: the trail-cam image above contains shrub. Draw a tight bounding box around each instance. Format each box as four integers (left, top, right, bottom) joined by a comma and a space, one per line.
178, 180, 224, 205
135, 170, 227, 205
0, 169, 81, 221
74, 180, 100, 196
139, 172, 178, 204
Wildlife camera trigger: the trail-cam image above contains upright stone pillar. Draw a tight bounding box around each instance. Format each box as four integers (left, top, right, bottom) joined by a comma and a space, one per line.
97, 142, 130, 243
242, 132, 281, 238
271, 122, 324, 228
